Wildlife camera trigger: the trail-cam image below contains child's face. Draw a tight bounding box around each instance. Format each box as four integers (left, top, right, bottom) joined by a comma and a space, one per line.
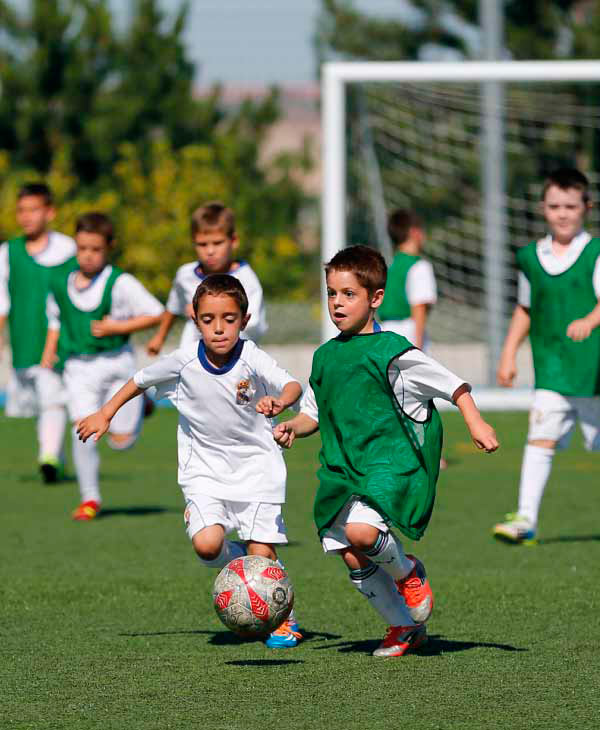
16, 195, 55, 238
542, 185, 589, 243
326, 270, 384, 336
75, 231, 110, 277
194, 229, 239, 274
194, 293, 249, 361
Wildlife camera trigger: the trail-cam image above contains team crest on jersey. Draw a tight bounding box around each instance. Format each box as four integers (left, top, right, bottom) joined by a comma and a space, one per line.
236, 378, 256, 406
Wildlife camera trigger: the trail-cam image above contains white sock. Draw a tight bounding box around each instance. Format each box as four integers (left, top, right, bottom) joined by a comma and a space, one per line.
197, 539, 246, 569
362, 531, 414, 580
517, 444, 554, 527
72, 426, 101, 503
349, 564, 416, 627
37, 406, 67, 461
276, 558, 297, 625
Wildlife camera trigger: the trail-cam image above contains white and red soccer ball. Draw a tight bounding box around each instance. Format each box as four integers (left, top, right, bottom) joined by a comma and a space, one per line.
212, 555, 294, 637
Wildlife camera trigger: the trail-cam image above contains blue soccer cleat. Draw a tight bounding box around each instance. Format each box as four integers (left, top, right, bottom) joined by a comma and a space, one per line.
264, 619, 303, 648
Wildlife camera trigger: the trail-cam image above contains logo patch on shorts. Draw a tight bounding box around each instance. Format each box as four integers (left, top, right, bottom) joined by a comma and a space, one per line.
184, 507, 191, 528
236, 378, 256, 406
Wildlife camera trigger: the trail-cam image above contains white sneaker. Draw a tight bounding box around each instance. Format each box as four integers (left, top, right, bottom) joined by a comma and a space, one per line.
492, 513, 537, 544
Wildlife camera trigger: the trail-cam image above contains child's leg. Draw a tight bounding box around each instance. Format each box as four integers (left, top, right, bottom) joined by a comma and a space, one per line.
71, 424, 101, 504
106, 377, 144, 451
185, 497, 245, 569
35, 366, 67, 468
345, 522, 414, 580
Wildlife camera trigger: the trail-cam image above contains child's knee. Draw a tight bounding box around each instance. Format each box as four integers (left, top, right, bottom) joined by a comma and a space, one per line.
339, 546, 370, 571
344, 522, 381, 551
192, 526, 225, 561
107, 432, 138, 451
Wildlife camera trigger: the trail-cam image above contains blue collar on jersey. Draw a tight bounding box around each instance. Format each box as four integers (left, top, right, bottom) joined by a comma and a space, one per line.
197, 338, 245, 375
336, 319, 382, 340
193, 260, 249, 280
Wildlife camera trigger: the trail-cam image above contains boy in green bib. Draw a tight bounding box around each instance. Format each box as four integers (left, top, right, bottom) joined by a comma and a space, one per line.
274, 245, 498, 657
0, 183, 75, 483
494, 168, 600, 544
42, 213, 163, 520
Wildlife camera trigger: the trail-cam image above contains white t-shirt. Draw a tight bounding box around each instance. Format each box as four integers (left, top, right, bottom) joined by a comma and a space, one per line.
517, 231, 600, 307
166, 260, 267, 346
46, 265, 164, 329
0, 231, 76, 316
133, 339, 297, 503
301, 347, 466, 424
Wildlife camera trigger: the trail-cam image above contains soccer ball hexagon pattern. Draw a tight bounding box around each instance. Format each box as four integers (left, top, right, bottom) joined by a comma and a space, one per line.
212, 555, 294, 637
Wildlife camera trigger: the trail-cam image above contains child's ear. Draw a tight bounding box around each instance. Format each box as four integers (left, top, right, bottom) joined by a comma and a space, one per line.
231, 235, 240, 251
240, 312, 251, 331
46, 206, 57, 223
371, 288, 385, 309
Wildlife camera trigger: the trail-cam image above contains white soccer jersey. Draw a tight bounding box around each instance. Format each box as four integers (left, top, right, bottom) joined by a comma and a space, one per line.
0, 231, 76, 316
165, 260, 267, 345
517, 231, 600, 308
46, 265, 164, 329
133, 339, 296, 503
301, 346, 466, 424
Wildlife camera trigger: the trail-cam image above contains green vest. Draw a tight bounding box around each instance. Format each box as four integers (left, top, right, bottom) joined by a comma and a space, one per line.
50, 261, 129, 364
518, 238, 600, 396
309, 330, 443, 541
7, 237, 54, 369
378, 252, 420, 322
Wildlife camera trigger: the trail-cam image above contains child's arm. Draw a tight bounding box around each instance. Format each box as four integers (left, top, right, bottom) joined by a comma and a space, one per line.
453, 386, 499, 453
273, 413, 319, 449
256, 380, 303, 418
92, 273, 164, 339
147, 310, 178, 355
40, 328, 60, 368
566, 300, 600, 342
411, 303, 428, 350
0, 315, 6, 360
496, 304, 530, 387
77, 379, 144, 443
91, 313, 162, 338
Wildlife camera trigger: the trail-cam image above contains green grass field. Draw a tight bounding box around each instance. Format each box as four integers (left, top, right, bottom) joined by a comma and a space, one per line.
2, 409, 600, 730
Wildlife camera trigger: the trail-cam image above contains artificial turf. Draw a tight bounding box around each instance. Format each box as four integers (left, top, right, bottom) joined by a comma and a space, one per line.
1, 409, 599, 730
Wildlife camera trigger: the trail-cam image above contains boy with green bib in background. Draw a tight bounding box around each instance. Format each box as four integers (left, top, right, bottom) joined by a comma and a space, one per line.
274, 245, 498, 657
494, 168, 600, 544
0, 183, 75, 483
42, 213, 163, 520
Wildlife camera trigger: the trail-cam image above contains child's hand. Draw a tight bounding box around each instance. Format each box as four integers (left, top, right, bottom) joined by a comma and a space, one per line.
567, 318, 592, 342
496, 354, 516, 387
76, 411, 110, 443
91, 316, 124, 338
40, 349, 57, 369
467, 416, 499, 453
146, 334, 164, 356
256, 396, 286, 418
273, 422, 296, 448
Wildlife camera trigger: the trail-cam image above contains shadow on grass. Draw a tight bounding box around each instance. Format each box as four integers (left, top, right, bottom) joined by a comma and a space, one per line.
225, 659, 304, 666
98, 506, 177, 518
120, 628, 341, 646
537, 534, 600, 545
314, 634, 526, 656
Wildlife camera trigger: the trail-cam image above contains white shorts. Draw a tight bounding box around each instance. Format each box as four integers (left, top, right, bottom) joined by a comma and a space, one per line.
321, 497, 388, 554
528, 389, 600, 451
5, 365, 66, 418
63, 346, 142, 433
183, 493, 288, 544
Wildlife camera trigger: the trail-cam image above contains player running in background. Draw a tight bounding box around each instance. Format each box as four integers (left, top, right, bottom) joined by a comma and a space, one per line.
274, 246, 498, 657
147, 201, 267, 355
78, 274, 304, 648
42, 212, 163, 520
378, 209, 437, 351
0, 183, 75, 483
494, 168, 600, 544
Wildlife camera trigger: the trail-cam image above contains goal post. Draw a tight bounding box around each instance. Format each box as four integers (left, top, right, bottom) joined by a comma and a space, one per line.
321, 60, 600, 386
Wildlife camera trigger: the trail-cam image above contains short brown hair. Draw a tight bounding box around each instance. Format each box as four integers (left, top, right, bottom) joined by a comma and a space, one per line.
325, 245, 387, 294
192, 274, 249, 317
75, 212, 115, 245
190, 202, 235, 238
387, 209, 423, 247
542, 168, 590, 204
18, 182, 53, 206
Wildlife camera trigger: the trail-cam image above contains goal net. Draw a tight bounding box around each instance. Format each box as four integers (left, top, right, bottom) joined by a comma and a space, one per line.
323, 62, 600, 388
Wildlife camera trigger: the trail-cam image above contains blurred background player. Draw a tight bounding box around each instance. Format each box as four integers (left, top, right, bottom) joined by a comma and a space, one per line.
0, 183, 75, 483
78, 274, 303, 648
494, 168, 600, 544
147, 201, 267, 355
42, 212, 163, 520
274, 246, 498, 657
378, 209, 437, 351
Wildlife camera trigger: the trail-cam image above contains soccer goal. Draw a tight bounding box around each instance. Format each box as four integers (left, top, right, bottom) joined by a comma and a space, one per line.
321, 60, 600, 394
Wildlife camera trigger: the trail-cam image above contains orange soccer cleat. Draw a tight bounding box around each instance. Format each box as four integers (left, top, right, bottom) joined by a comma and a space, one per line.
372, 623, 427, 658
395, 554, 434, 624
72, 500, 101, 521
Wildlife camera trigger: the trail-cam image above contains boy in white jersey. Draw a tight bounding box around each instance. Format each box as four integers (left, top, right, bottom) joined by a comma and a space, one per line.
147, 201, 266, 354
42, 212, 163, 520
77, 274, 304, 648
0, 183, 75, 483
494, 168, 600, 544
378, 210, 437, 350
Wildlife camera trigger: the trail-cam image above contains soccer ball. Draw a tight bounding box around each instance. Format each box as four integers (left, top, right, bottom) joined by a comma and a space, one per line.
212, 555, 294, 637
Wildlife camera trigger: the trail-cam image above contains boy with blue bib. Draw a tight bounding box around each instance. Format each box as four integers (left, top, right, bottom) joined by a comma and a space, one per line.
494, 168, 600, 544
77, 274, 304, 648
42, 212, 163, 520
274, 245, 498, 657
